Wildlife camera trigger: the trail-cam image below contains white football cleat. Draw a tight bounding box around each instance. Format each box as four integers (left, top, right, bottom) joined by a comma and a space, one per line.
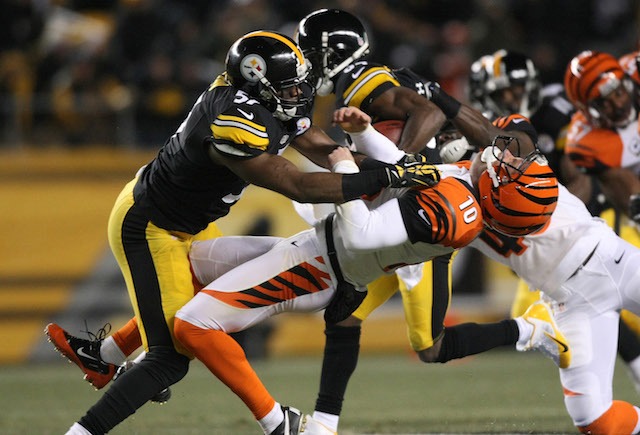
517, 301, 571, 369
300, 415, 337, 435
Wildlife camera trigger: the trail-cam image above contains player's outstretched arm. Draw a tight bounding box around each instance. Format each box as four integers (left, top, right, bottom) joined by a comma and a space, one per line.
426, 82, 536, 155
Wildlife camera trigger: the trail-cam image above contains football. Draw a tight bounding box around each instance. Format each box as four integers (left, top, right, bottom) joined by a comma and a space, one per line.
372, 120, 405, 145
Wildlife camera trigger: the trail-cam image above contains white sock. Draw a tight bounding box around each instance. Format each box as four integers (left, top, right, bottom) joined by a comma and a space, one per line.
258, 402, 282, 435
312, 411, 339, 432
132, 351, 146, 364
65, 422, 92, 434
99, 336, 126, 365
514, 316, 533, 349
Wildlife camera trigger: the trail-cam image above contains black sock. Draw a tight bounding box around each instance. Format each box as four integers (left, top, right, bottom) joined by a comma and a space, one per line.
314, 324, 361, 415
618, 318, 640, 363
436, 319, 519, 363
78, 346, 189, 434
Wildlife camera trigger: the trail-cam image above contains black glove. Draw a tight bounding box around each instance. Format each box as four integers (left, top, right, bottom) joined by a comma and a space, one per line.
385, 154, 441, 188
630, 194, 640, 224
324, 281, 367, 325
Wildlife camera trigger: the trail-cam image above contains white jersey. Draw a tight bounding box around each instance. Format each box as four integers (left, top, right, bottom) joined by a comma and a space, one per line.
299, 124, 483, 288
470, 184, 610, 301
318, 164, 480, 287
180, 163, 483, 333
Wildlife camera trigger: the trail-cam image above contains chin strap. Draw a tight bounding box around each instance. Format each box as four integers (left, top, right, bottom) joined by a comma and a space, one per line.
480, 146, 502, 187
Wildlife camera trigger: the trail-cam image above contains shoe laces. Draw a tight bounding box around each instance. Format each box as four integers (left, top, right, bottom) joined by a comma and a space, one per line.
80, 321, 112, 352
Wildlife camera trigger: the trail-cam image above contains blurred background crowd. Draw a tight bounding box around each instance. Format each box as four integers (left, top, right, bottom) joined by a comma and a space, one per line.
2, 0, 639, 149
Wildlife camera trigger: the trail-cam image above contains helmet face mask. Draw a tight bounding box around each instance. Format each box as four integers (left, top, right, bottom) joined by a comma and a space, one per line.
478, 136, 559, 237
226, 31, 315, 120
296, 9, 370, 96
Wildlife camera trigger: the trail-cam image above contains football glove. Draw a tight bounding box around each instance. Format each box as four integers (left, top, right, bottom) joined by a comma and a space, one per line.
385, 154, 441, 188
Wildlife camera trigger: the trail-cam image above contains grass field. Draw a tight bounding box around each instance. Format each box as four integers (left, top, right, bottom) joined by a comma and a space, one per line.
1, 350, 636, 434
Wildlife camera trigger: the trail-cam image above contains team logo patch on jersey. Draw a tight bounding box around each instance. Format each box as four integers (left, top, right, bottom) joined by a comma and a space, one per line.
241, 54, 266, 83
296, 117, 311, 135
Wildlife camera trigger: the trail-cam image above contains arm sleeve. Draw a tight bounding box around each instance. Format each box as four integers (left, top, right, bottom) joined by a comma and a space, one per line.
332, 153, 410, 250
348, 124, 406, 163
336, 197, 410, 251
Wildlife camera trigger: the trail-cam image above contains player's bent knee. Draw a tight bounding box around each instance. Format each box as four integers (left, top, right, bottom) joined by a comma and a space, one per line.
334, 315, 363, 327
577, 400, 640, 435
141, 344, 190, 386
416, 338, 443, 363
416, 346, 440, 363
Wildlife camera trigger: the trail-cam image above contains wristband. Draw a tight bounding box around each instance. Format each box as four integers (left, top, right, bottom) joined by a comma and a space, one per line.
430, 84, 462, 119
331, 159, 359, 174
342, 169, 388, 200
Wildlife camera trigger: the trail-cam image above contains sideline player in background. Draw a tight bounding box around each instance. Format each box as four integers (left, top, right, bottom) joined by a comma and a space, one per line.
46, 30, 440, 435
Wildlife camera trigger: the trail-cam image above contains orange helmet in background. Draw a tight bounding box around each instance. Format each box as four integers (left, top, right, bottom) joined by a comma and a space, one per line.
564, 50, 634, 128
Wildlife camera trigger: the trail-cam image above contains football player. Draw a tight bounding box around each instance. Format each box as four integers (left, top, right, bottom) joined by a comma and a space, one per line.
470, 49, 640, 393
294, 9, 461, 425
171, 105, 561, 435
424, 77, 640, 434
47, 30, 441, 435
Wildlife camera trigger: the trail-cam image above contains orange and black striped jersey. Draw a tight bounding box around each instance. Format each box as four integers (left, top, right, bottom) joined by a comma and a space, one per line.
133, 73, 311, 234
334, 61, 400, 116
398, 165, 482, 248
565, 110, 640, 174
332, 163, 482, 286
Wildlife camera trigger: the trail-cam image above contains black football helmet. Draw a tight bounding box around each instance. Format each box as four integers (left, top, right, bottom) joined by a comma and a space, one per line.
295, 9, 370, 96
468, 50, 541, 118
226, 31, 314, 120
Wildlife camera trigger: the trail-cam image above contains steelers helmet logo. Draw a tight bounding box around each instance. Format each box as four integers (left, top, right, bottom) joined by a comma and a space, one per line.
240, 54, 267, 83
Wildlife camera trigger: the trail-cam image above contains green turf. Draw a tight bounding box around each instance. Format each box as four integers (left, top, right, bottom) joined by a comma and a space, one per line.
1, 350, 636, 434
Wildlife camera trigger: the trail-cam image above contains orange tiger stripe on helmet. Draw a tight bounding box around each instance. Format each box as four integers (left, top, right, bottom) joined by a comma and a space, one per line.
478, 157, 558, 237
203, 259, 331, 309
414, 177, 484, 248
564, 50, 625, 109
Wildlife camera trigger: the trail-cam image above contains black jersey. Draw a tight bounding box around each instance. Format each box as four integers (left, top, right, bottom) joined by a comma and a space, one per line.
133, 74, 311, 234
333, 62, 442, 162
333, 60, 399, 118
391, 67, 432, 98
529, 84, 575, 177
